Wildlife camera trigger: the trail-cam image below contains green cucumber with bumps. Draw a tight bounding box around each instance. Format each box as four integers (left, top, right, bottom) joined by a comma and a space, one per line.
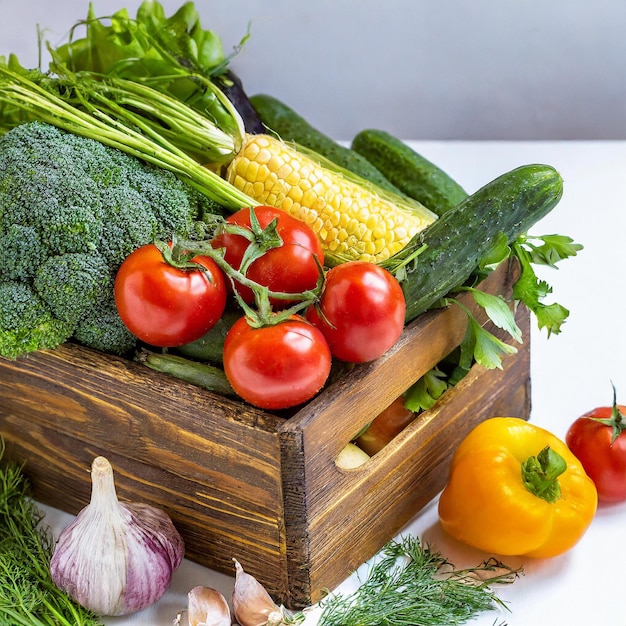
249, 94, 403, 194
351, 129, 469, 216
380, 164, 564, 322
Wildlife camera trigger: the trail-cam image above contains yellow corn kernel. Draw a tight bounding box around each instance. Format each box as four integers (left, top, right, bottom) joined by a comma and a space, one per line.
226, 134, 437, 264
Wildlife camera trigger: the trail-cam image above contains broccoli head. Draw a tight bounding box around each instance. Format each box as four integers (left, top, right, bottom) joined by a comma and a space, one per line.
0, 224, 45, 281
0, 121, 224, 359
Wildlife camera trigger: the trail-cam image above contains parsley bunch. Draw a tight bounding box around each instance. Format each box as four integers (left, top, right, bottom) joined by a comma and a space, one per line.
404, 233, 582, 412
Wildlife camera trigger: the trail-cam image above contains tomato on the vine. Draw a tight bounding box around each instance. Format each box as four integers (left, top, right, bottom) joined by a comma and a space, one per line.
566, 387, 626, 503
223, 315, 331, 410
306, 261, 406, 363
211, 206, 324, 309
114, 242, 227, 348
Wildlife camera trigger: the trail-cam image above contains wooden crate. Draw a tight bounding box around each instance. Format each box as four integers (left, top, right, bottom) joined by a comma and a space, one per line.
0, 259, 530, 608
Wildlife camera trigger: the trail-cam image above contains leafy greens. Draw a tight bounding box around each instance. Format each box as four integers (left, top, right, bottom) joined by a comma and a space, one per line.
404, 232, 582, 412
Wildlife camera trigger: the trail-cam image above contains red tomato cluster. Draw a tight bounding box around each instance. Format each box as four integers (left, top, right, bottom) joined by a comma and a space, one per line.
114, 206, 406, 410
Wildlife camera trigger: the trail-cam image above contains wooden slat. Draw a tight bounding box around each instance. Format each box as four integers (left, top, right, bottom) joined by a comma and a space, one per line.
0, 344, 291, 599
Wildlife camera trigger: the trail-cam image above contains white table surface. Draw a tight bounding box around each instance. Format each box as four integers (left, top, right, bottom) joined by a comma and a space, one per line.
39, 141, 626, 626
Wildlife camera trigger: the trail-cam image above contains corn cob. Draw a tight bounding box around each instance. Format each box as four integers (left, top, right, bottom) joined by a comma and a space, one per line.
226, 134, 437, 264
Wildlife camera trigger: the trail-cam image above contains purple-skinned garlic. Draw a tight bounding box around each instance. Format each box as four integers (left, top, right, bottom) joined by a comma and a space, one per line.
50, 456, 184, 616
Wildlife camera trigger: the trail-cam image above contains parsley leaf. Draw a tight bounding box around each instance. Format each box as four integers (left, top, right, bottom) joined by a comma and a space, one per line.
450, 299, 518, 371
465, 289, 523, 343
519, 233, 583, 268
511, 234, 582, 336
404, 368, 450, 412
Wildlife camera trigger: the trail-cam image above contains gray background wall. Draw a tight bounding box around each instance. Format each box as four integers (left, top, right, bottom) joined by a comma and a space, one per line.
2, 0, 624, 141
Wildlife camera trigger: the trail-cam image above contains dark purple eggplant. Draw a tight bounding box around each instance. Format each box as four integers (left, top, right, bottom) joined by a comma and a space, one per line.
216, 70, 266, 134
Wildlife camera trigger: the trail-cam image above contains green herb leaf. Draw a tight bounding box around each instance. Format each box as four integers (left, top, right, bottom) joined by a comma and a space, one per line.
469, 316, 518, 370
466, 289, 523, 344
511, 239, 576, 336
318, 535, 521, 626
448, 299, 517, 371
404, 367, 450, 412
520, 234, 583, 268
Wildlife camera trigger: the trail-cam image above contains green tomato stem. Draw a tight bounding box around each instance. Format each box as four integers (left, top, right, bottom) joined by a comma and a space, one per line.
171, 234, 324, 328
589, 382, 626, 445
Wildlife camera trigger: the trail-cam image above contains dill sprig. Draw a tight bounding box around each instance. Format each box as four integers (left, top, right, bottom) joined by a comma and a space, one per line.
318, 535, 522, 626
0, 441, 102, 626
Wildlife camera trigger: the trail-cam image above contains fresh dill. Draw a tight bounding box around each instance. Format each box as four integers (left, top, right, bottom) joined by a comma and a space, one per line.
0, 441, 102, 626
317, 535, 521, 626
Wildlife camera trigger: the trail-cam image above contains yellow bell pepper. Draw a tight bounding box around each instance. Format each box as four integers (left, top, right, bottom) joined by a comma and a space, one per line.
438, 417, 597, 558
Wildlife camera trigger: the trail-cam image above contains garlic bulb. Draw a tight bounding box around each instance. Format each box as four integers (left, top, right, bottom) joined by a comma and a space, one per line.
186, 586, 232, 626
232, 559, 293, 626
50, 456, 184, 616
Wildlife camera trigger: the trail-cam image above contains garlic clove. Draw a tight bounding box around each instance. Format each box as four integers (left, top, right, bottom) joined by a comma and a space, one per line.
232, 559, 289, 626
50, 456, 184, 616
187, 586, 232, 626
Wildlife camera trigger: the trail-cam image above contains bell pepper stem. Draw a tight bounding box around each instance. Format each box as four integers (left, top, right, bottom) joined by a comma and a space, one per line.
521, 446, 567, 503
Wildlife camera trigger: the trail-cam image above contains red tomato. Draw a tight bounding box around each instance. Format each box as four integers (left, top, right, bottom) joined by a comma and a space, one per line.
306, 261, 405, 363
211, 206, 324, 308
566, 400, 626, 503
223, 315, 331, 410
114, 243, 227, 347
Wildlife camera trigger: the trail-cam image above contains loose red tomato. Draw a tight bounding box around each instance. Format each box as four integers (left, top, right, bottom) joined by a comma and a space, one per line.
211, 206, 324, 309
223, 315, 331, 410
566, 392, 626, 503
306, 261, 405, 363
114, 243, 227, 348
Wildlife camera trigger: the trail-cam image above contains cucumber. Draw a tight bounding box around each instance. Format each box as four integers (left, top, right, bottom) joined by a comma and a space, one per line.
174, 307, 239, 364
249, 94, 402, 194
351, 129, 468, 216
138, 350, 236, 398
380, 164, 564, 322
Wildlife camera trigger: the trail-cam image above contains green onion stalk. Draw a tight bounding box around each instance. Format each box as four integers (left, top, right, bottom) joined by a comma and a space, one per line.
0, 59, 256, 212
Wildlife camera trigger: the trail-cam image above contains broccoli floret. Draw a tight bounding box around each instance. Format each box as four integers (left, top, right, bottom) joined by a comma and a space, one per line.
0, 224, 45, 281
0, 121, 221, 358
33, 253, 112, 326
0, 282, 73, 359
73, 300, 136, 356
